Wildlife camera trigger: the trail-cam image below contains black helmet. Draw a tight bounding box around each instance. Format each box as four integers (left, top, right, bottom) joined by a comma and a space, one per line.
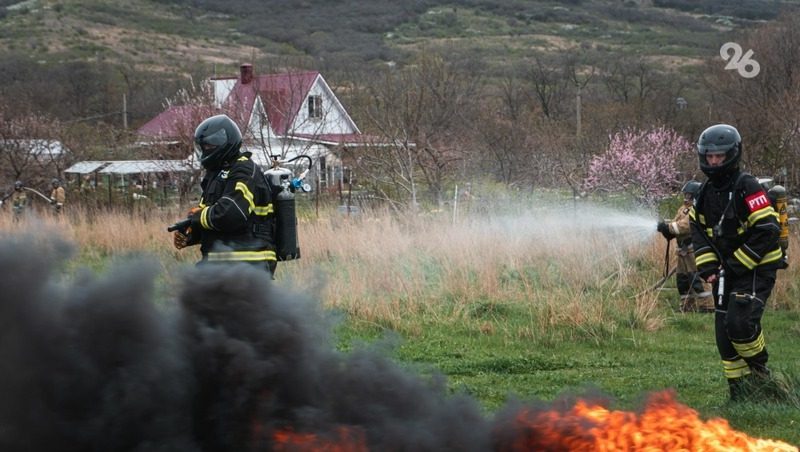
681, 180, 702, 196
193, 114, 242, 170
51, 178, 60, 187
14, 181, 22, 190
697, 124, 741, 177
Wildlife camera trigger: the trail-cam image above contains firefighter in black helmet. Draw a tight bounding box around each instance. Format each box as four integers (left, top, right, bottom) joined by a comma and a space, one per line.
689, 124, 783, 401
658, 181, 713, 313
173, 114, 277, 275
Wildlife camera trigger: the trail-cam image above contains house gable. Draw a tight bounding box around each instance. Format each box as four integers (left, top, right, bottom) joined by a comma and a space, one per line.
288, 74, 360, 136
138, 64, 372, 153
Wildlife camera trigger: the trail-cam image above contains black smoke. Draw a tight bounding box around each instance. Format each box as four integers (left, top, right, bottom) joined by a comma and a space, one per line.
0, 235, 494, 451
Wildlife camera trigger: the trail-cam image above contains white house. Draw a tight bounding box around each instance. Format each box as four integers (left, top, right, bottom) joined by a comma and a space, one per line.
137, 64, 376, 188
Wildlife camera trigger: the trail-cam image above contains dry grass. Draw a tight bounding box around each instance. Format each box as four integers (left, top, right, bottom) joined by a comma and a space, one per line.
3, 203, 797, 342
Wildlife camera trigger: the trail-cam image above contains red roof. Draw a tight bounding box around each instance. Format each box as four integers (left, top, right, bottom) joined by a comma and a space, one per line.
241, 71, 318, 135
137, 69, 326, 140
137, 104, 219, 140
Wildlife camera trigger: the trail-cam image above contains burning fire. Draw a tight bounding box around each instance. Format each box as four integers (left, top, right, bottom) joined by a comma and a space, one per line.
265, 391, 797, 451
498, 391, 797, 452
272, 426, 367, 452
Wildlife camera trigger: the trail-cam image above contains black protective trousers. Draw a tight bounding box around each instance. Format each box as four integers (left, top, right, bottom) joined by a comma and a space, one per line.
712, 268, 776, 378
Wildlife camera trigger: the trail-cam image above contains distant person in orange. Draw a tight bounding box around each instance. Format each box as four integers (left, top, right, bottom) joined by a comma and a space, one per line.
50, 178, 65, 213
657, 181, 713, 313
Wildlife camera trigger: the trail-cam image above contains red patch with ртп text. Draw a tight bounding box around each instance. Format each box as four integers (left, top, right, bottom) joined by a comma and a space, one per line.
745, 191, 770, 213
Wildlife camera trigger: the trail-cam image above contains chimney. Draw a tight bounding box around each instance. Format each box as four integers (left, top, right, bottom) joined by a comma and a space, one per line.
240, 63, 254, 84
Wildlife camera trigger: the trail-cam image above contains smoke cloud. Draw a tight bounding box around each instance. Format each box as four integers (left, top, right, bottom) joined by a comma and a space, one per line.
2, 234, 790, 451
0, 235, 493, 451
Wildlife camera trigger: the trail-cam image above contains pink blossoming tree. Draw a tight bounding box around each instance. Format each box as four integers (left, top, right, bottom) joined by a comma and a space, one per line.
582, 126, 694, 205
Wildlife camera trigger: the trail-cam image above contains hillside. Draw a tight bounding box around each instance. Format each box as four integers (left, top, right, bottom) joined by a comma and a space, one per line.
2, 0, 799, 76
1, 0, 799, 139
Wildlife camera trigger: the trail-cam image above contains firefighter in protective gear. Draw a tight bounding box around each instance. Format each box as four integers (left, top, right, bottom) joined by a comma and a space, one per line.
50, 178, 65, 213
657, 181, 713, 313
173, 114, 277, 275
689, 124, 783, 401
10, 181, 28, 218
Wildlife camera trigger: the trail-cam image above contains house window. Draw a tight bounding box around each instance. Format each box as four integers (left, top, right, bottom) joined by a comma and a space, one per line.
308, 95, 322, 119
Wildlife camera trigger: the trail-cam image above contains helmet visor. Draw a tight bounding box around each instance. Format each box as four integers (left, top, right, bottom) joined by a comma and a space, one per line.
194, 128, 228, 156
697, 143, 731, 155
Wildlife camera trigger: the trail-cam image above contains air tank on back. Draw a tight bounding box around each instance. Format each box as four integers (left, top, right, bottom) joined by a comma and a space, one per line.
265, 165, 300, 261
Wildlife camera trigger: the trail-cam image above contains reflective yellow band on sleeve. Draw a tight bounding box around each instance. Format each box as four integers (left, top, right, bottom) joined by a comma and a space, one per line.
733, 248, 758, 270
747, 208, 778, 227
696, 252, 719, 267
200, 206, 212, 229
760, 248, 783, 265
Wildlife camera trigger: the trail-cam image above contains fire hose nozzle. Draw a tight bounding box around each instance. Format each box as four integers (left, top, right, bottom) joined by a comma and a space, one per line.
167, 218, 191, 233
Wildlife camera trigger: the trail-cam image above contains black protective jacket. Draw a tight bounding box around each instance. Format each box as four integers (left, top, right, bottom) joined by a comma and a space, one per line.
689, 170, 782, 278
189, 152, 276, 265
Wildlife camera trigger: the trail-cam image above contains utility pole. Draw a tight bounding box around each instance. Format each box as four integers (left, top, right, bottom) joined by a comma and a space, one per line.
576, 85, 582, 139
122, 93, 128, 130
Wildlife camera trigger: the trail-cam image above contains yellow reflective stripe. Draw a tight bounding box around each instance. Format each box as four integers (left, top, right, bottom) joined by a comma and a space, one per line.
696, 252, 718, 267
734, 248, 757, 270
698, 213, 705, 224
235, 182, 256, 212
207, 250, 277, 262
704, 228, 714, 237
252, 204, 273, 216
234, 181, 272, 216
760, 248, 783, 264
689, 208, 696, 221
747, 208, 778, 227
733, 247, 783, 268
722, 359, 751, 379
200, 206, 212, 229
733, 332, 766, 358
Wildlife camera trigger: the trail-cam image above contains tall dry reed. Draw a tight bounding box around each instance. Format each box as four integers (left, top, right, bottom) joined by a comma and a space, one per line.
3, 203, 797, 341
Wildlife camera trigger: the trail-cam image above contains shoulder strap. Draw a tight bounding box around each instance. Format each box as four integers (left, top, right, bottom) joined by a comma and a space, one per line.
734, 171, 749, 190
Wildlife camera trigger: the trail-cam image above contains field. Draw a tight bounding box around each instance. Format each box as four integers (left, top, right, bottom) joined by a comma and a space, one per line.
1, 196, 799, 448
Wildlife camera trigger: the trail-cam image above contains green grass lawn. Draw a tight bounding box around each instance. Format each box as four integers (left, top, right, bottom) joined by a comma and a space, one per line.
336, 305, 800, 446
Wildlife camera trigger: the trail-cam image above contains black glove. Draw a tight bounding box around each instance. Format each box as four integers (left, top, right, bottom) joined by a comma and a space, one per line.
656, 221, 674, 240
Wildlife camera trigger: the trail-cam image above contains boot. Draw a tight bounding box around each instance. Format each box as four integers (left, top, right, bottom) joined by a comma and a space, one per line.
728, 376, 750, 402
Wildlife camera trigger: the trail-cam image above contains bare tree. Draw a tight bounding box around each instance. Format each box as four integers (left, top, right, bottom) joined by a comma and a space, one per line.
349, 51, 482, 209
708, 12, 800, 187
525, 54, 570, 120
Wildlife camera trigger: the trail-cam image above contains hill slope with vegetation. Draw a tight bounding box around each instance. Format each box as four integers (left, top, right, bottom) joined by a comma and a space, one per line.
3, 0, 800, 202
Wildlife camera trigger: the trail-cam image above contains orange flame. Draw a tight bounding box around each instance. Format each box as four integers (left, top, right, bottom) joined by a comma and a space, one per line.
500, 391, 797, 451
272, 426, 368, 452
